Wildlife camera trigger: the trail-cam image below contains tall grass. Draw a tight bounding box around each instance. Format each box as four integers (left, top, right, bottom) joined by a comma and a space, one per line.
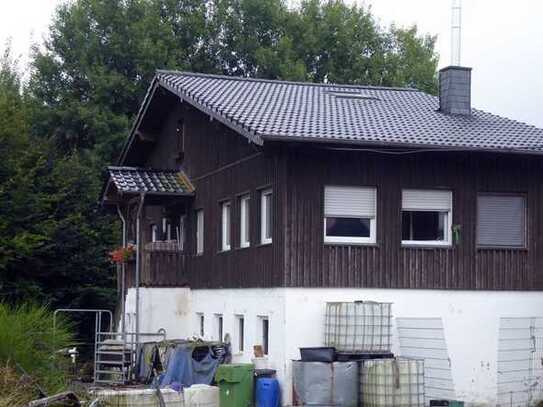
0, 302, 75, 397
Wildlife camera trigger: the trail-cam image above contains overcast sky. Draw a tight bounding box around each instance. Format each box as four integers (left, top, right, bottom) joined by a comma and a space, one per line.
1, 0, 542, 127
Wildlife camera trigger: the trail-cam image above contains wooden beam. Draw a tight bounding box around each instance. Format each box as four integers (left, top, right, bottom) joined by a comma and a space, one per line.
136, 130, 157, 143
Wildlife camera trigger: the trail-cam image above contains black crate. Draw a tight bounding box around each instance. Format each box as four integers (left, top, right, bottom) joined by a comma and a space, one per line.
299, 347, 336, 362
335, 351, 394, 362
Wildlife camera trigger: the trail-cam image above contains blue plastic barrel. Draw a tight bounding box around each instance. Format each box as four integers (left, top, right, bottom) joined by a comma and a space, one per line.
256, 377, 280, 407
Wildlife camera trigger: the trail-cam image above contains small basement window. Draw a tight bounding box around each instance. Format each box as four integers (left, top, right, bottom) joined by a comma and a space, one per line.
236, 315, 245, 353
221, 201, 231, 251
477, 194, 526, 247
197, 313, 205, 337
401, 189, 452, 246
261, 189, 273, 244
215, 314, 223, 342
258, 316, 269, 355
324, 186, 377, 244
196, 209, 204, 255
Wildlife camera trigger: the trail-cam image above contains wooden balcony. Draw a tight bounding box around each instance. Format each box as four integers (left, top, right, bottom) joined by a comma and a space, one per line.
125, 241, 187, 288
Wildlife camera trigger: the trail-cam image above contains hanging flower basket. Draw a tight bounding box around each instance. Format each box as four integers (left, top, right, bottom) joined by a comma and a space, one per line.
109, 244, 136, 265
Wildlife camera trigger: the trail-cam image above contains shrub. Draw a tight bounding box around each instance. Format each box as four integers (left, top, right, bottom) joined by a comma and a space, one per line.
0, 302, 75, 396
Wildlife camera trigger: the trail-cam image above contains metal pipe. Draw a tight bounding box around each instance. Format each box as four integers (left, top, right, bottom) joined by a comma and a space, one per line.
116, 205, 127, 335
135, 193, 145, 346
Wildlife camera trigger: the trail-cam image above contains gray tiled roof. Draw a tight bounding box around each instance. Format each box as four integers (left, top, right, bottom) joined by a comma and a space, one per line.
107, 166, 194, 195
156, 70, 543, 154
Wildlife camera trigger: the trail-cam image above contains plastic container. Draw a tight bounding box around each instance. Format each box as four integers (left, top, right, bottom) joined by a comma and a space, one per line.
292, 360, 358, 406
335, 351, 394, 362
90, 388, 183, 406
361, 358, 425, 406
325, 301, 393, 353
215, 363, 255, 407
184, 384, 219, 407
299, 347, 336, 362
430, 401, 465, 407
256, 377, 281, 407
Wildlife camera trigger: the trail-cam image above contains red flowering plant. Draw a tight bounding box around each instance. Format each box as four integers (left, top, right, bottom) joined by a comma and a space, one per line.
109, 243, 136, 264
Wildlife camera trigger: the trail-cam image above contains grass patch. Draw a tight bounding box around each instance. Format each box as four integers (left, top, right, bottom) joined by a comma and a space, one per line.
0, 302, 75, 400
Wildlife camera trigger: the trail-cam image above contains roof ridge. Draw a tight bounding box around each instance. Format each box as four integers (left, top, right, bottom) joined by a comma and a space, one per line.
107, 165, 181, 173
155, 69, 420, 92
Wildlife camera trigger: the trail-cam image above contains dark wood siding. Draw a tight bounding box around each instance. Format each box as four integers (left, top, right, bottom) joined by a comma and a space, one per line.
140, 102, 286, 289
284, 148, 543, 290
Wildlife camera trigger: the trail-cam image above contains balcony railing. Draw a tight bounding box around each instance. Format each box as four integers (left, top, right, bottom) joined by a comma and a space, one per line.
125, 241, 187, 287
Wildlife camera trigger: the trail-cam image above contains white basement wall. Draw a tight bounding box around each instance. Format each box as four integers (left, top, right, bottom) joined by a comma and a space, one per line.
123, 287, 543, 406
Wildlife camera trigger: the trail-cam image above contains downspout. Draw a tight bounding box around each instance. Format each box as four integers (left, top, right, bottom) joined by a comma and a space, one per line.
116, 204, 127, 335
135, 193, 145, 345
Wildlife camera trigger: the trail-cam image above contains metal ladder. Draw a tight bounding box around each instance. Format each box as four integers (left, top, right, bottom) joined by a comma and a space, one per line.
94, 330, 167, 385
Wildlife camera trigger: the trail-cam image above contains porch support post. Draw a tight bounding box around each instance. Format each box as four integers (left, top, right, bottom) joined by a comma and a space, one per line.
135, 193, 145, 345
116, 205, 127, 335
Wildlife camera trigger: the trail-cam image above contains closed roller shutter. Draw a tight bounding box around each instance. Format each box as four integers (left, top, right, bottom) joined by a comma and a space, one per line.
402, 189, 452, 211
477, 195, 525, 247
325, 186, 376, 217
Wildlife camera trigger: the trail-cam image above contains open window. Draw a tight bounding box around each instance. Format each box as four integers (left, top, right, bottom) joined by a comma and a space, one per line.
477, 194, 526, 248
324, 186, 377, 244
401, 189, 452, 246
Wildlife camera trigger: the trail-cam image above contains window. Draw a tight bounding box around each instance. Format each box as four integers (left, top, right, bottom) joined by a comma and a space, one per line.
162, 217, 172, 240
401, 189, 452, 246
176, 119, 185, 162
221, 201, 231, 251
197, 313, 205, 337
215, 314, 223, 342
261, 189, 273, 244
240, 195, 250, 248
258, 316, 269, 355
236, 315, 245, 352
179, 215, 186, 251
477, 194, 526, 247
196, 209, 204, 255
324, 186, 377, 244
151, 224, 158, 242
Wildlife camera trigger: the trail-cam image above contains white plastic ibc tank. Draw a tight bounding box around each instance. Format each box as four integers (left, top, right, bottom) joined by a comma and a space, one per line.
361, 358, 425, 407
92, 388, 184, 406
324, 301, 392, 353
184, 384, 219, 407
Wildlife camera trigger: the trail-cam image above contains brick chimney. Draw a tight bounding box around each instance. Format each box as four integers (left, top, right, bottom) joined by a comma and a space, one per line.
439, 66, 472, 115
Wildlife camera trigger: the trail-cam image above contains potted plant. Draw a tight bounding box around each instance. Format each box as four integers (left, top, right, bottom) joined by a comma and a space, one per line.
109, 243, 136, 264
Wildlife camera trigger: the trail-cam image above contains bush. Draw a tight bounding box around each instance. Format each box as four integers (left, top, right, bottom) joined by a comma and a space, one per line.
0, 303, 75, 396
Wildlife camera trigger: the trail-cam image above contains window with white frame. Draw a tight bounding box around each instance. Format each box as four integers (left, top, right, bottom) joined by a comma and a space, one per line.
197, 313, 205, 337
151, 224, 158, 242
221, 201, 231, 251
235, 315, 245, 352
261, 189, 272, 244
196, 209, 204, 254
256, 316, 270, 355
215, 314, 223, 342
477, 194, 526, 247
401, 189, 452, 246
324, 186, 377, 244
240, 195, 250, 248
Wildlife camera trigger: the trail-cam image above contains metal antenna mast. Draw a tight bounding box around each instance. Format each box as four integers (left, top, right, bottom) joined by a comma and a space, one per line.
451, 0, 462, 65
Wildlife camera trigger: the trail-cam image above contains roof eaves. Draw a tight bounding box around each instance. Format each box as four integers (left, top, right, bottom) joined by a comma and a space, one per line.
157, 74, 264, 146
260, 134, 543, 156
118, 76, 160, 165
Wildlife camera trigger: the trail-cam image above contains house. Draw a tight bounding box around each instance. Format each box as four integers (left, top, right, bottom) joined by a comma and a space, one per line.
102, 66, 543, 405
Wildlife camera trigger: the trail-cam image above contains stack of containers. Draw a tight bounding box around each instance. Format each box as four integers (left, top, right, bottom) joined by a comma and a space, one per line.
323, 301, 425, 406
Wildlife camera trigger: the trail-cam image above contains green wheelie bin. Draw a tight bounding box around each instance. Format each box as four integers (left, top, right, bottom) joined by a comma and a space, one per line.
215, 363, 255, 407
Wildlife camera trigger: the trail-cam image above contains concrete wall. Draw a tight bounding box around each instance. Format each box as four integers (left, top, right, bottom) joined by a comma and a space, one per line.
124, 287, 543, 406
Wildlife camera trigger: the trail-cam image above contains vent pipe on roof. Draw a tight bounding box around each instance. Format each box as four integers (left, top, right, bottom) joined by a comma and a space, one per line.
439, 0, 471, 115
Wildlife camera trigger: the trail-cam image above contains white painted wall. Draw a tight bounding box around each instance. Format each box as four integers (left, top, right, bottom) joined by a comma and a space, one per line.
123, 287, 543, 406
